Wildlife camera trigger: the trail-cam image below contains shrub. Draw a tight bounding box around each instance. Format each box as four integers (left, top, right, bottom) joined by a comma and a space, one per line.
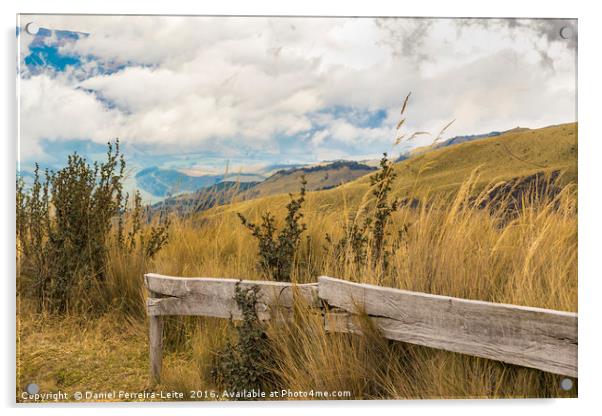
211, 284, 277, 397
369, 153, 401, 268
326, 154, 400, 273
16, 140, 170, 313
237, 176, 307, 282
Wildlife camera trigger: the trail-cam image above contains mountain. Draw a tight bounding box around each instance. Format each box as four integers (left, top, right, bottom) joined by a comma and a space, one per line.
154, 160, 377, 215
152, 181, 259, 215
405, 130, 504, 158
145, 123, 577, 217
134, 167, 264, 197
239, 160, 377, 200
436, 130, 506, 147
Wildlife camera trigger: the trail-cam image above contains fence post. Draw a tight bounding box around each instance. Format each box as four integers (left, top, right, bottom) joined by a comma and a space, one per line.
146, 276, 163, 384
149, 314, 163, 383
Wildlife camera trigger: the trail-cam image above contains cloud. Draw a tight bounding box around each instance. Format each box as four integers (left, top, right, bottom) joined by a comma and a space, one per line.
18, 73, 126, 160
17, 16, 577, 166
374, 18, 434, 64
452, 18, 577, 71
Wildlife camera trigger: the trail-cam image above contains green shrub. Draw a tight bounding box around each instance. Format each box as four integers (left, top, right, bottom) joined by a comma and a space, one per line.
237, 176, 307, 282
326, 154, 400, 273
16, 140, 170, 313
211, 284, 277, 398
369, 153, 401, 268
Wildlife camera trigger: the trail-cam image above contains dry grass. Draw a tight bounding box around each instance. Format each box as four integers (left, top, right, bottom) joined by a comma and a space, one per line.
17, 165, 578, 401
265, 304, 575, 399
152, 168, 577, 311
17, 299, 151, 401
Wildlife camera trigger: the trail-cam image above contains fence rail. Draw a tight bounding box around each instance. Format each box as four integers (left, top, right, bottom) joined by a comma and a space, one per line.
144, 273, 578, 382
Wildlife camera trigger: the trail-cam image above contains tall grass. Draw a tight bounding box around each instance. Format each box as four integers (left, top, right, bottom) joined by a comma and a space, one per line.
142, 167, 576, 399
17, 164, 577, 399
151, 169, 576, 311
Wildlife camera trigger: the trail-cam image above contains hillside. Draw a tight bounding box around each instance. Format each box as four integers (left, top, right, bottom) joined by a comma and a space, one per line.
406, 129, 505, 157
135, 167, 264, 197
207, 122, 577, 218
153, 181, 259, 214
156, 160, 377, 214
391, 122, 577, 196
239, 160, 377, 200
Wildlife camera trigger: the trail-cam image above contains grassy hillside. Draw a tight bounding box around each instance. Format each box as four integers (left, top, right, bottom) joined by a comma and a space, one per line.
175, 121, 577, 311
394, 123, 576, 196
208, 122, 577, 221
155, 123, 577, 218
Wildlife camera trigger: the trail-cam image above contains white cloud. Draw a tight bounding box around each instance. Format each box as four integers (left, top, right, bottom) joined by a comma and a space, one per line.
18, 16, 577, 164
18, 73, 126, 159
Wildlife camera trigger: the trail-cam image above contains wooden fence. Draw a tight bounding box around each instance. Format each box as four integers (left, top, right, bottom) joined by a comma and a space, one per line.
144, 273, 578, 382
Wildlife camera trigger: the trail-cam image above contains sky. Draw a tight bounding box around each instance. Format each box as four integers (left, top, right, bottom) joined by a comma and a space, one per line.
17, 15, 577, 179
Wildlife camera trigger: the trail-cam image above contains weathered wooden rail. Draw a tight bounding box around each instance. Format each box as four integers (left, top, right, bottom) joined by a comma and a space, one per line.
144, 273, 578, 382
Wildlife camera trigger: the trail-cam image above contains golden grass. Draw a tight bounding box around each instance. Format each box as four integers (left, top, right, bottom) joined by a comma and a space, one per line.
153, 168, 577, 311
17, 299, 151, 401
17, 159, 578, 401
265, 304, 576, 399
150, 167, 577, 399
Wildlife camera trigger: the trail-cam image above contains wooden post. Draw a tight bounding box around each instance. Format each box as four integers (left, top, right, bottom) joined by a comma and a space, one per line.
149, 314, 163, 383
146, 273, 163, 383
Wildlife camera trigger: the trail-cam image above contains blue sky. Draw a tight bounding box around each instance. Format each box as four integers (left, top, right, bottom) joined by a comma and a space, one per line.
17, 16, 577, 182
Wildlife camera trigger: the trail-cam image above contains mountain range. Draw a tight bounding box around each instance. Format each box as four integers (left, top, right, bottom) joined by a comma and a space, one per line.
153, 160, 377, 214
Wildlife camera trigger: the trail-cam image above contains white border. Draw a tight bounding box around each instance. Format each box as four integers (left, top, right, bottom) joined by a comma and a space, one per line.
2, 1, 600, 415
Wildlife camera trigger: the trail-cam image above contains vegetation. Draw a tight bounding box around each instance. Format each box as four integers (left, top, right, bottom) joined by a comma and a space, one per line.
17, 122, 578, 401
16, 141, 170, 314
326, 154, 401, 277
211, 284, 278, 397
237, 176, 307, 282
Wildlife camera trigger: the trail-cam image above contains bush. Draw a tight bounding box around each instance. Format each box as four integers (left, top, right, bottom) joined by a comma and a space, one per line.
369, 153, 401, 266
16, 140, 170, 313
211, 284, 277, 397
237, 176, 307, 282
326, 154, 400, 273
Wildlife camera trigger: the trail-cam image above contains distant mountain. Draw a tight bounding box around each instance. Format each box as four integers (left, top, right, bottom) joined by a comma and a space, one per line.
152, 181, 259, 215
258, 163, 308, 176
436, 130, 503, 147
152, 160, 377, 215
395, 153, 409, 163
240, 160, 376, 200
134, 166, 264, 197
